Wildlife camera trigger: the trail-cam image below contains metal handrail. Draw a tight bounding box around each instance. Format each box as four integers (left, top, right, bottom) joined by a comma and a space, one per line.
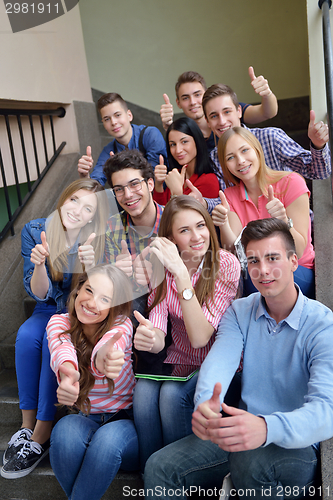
318, 0, 333, 197
0, 106, 66, 242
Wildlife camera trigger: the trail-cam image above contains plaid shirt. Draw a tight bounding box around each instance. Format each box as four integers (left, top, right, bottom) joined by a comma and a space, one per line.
105, 202, 163, 263
207, 124, 331, 213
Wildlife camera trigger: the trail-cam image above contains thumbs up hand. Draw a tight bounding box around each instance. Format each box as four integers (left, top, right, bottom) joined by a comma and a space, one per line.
78, 146, 94, 178
165, 167, 187, 196
30, 231, 50, 266
78, 233, 96, 271
133, 310, 156, 351
154, 155, 168, 191
265, 185, 287, 221
57, 362, 80, 406
308, 109, 329, 149
249, 66, 272, 97
133, 246, 153, 287
160, 93, 174, 130
192, 382, 222, 440
116, 240, 133, 277
211, 191, 230, 227
94, 331, 125, 379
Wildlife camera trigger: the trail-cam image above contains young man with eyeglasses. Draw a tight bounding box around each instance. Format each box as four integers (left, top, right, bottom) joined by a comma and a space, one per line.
78, 93, 168, 185
103, 149, 165, 372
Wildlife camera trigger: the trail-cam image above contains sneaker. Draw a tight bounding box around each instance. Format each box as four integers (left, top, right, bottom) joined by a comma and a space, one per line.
1, 439, 49, 479
2, 428, 33, 465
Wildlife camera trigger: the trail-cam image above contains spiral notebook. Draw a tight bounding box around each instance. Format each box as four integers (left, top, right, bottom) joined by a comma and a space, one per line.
135, 363, 200, 382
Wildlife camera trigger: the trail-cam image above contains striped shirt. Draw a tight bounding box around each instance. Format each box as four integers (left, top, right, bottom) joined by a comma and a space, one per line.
47, 314, 135, 413
208, 125, 331, 210
104, 202, 163, 263
148, 249, 241, 366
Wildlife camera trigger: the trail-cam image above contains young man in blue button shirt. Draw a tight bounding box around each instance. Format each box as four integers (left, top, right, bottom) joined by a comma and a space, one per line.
144, 218, 333, 499
78, 93, 167, 185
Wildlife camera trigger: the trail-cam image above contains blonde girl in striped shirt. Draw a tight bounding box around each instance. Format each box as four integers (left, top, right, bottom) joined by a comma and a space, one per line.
133, 196, 241, 471
47, 264, 139, 500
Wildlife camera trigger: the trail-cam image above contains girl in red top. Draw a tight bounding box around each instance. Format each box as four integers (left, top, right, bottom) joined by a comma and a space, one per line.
47, 264, 139, 500
153, 117, 220, 204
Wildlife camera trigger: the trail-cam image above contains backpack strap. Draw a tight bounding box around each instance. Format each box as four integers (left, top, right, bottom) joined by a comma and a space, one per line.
138, 126, 148, 156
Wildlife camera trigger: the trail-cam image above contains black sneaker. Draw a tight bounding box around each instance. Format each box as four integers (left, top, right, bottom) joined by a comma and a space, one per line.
2, 428, 33, 465
1, 439, 50, 479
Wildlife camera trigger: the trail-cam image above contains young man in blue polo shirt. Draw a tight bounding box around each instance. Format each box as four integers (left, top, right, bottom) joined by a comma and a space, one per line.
78, 93, 167, 185
144, 218, 333, 499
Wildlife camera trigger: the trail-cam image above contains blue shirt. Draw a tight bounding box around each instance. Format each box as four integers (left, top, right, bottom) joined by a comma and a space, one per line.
22, 219, 80, 312
195, 288, 333, 449
90, 124, 168, 185
207, 124, 331, 212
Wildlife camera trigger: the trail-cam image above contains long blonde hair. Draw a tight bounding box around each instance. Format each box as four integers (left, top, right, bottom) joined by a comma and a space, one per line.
46, 179, 108, 282
149, 196, 221, 313
218, 127, 290, 196
60, 264, 132, 414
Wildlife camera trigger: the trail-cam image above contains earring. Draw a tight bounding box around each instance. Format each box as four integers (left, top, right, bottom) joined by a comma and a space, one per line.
88, 220, 92, 223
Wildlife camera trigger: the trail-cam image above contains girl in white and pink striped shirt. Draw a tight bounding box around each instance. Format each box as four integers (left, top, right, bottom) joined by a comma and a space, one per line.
133, 196, 241, 470
47, 264, 139, 500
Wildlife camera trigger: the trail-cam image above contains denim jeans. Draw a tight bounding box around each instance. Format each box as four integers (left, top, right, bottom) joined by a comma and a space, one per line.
50, 411, 140, 500
133, 374, 198, 471
15, 302, 59, 420
144, 434, 319, 499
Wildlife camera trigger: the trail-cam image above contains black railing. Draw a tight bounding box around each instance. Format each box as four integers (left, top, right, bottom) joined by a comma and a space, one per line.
318, 0, 333, 197
0, 106, 66, 242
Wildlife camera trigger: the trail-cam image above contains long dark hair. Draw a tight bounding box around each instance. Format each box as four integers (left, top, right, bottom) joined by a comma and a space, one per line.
60, 264, 132, 414
166, 117, 215, 176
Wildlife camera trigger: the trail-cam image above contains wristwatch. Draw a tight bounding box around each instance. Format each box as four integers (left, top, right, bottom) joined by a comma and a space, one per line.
287, 217, 293, 229
178, 288, 195, 301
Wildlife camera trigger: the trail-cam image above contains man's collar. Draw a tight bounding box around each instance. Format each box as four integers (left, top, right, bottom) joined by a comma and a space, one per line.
126, 201, 161, 237
256, 285, 304, 330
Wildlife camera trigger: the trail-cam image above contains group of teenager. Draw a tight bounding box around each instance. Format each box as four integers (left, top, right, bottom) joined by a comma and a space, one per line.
1, 67, 333, 500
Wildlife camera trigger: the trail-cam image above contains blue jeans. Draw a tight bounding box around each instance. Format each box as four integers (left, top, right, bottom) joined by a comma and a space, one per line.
133, 374, 198, 471
50, 411, 140, 500
144, 434, 319, 499
15, 302, 59, 420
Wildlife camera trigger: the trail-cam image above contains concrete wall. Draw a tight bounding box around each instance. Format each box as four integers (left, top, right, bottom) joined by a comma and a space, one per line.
79, 0, 309, 113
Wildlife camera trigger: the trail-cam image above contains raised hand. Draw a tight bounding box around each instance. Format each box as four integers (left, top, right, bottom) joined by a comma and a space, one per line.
154, 155, 168, 192
249, 66, 272, 97
308, 109, 329, 149
78, 233, 96, 271
211, 191, 230, 227
30, 231, 49, 266
57, 363, 80, 406
192, 382, 222, 440
115, 240, 133, 277
165, 166, 187, 196
133, 246, 153, 287
78, 146, 93, 178
265, 185, 287, 221
95, 331, 125, 379
133, 310, 156, 351
186, 179, 206, 207
150, 236, 186, 277
160, 93, 174, 131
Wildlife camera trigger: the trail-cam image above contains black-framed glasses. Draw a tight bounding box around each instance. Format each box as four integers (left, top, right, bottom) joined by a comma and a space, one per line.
112, 179, 146, 198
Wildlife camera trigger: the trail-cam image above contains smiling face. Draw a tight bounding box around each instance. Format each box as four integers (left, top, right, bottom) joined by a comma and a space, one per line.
224, 133, 259, 184
75, 273, 113, 335
246, 235, 298, 300
176, 82, 205, 121
205, 95, 242, 138
170, 209, 210, 264
100, 101, 133, 145
111, 167, 154, 221
168, 130, 197, 170
60, 189, 97, 232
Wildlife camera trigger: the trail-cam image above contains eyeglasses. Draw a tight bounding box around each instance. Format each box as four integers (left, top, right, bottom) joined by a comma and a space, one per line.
112, 178, 146, 197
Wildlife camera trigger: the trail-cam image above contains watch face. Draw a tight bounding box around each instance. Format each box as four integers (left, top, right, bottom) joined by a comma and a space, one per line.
183, 288, 194, 300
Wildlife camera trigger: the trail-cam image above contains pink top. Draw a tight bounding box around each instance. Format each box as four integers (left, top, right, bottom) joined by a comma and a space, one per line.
153, 172, 220, 206
224, 172, 315, 269
148, 249, 241, 366
47, 314, 135, 413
